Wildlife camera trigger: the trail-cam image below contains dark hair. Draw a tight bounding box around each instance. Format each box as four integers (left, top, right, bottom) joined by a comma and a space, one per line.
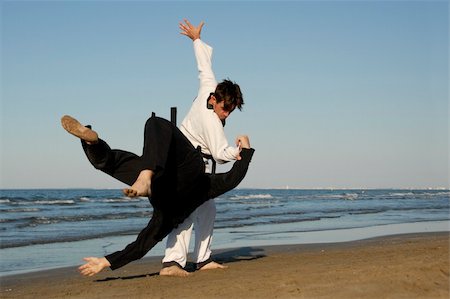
214, 79, 244, 112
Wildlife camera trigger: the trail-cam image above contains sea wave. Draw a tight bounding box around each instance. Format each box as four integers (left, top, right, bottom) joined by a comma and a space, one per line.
14, 211, 153, 228
100, 197, 146, 203
0, 208, 40, 213
301, 193, 362, 200
34, 200, 75, 205
1, 199, 77, 206
217, 215, 340, 229
385, 192, 450, 200
0, 218, 17, 223
387, 192, 418, 198
230, 194, 274, 200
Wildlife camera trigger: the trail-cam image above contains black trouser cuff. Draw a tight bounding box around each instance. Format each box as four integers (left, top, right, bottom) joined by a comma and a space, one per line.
196, 258, 212, 270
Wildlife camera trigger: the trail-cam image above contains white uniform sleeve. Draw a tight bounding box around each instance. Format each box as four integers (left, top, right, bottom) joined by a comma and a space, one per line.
201, 115, 240, 164
193, 39, 217, 99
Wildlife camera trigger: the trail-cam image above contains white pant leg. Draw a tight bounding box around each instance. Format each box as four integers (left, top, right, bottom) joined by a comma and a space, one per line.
193, 199, 216, 264
162, 214, 194, 268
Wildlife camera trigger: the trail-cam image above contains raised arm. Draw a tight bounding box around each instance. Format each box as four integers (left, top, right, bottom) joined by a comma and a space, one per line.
179, 18, 216, 94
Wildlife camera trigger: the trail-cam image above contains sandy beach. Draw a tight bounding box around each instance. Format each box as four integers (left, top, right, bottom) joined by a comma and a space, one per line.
1, 232, 448, 299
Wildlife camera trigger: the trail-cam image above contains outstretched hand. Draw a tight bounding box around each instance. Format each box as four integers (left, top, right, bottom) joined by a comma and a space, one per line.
78, 257, 111, 277
179, 18, 204, 41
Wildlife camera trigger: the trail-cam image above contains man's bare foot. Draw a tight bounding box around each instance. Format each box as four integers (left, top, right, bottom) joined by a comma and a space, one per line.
159, 265, 191, 277
78, 257, 111, 277
123, 169, 153, 197
61, 115, 98, 143
198, 261, 228, 271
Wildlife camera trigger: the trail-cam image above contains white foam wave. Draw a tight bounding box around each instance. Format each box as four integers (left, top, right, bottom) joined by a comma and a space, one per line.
389, 192, 415, 197
421, 191, 450, 197
312, 194, 358, 200
101, 198, 143, 203
231, 194, 274, 200
7, 208, 40, 213
33, 200, 75, 205
342, 193, 358, 200
388, 192, 450, 199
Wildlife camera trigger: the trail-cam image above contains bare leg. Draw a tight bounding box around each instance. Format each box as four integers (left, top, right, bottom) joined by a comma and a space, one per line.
78, 257, 111, 276
159, 265, 191, 277
61, 115, 99, 144
199, 261, 228, 271
123, 169, 153, 197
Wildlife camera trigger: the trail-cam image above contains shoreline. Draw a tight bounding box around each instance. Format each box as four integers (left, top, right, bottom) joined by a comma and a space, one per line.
1, 231, 449, 298
1, 220, 448, 277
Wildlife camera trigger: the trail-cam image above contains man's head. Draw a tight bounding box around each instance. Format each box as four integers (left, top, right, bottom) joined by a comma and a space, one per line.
209, 79, 244, 121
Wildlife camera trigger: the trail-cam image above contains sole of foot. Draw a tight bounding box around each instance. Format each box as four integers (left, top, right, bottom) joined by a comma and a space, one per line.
61, 115, 98, 143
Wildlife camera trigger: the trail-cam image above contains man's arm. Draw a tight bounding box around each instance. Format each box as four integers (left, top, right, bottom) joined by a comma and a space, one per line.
201, 120, 241, 163
179, 19, 238, 162
207, 136, 254, 199
179, 19, 217, 96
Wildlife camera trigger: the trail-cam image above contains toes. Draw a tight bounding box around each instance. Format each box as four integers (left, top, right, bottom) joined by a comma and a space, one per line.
123, 188, 138, 197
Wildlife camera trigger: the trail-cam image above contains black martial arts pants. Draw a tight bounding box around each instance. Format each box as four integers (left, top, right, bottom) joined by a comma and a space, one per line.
81, 116, 205, 269
79, 116, 254, 270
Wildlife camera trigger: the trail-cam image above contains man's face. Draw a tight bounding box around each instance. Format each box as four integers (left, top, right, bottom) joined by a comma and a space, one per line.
211, 96, 235, 121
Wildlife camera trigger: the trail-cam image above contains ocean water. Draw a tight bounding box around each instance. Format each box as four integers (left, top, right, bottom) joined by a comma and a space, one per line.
0, 188, 449, 276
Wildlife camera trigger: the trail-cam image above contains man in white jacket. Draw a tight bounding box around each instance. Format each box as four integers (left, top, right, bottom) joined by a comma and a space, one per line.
160, 19, 244, 277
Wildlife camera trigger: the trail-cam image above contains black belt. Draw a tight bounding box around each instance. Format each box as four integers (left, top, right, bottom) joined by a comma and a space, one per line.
197, 147, 216, 174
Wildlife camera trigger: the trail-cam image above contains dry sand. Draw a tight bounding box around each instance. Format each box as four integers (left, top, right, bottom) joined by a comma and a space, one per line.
1, 232, 448, 299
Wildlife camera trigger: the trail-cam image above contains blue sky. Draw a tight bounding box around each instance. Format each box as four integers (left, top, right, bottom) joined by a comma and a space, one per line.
1, 0, 448, 189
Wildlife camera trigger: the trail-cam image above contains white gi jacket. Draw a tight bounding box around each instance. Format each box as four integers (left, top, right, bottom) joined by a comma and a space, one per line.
180, 39, 240, 164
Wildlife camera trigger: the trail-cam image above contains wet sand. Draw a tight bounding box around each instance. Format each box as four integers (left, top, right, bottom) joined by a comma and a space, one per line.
1, 232, 448, 299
